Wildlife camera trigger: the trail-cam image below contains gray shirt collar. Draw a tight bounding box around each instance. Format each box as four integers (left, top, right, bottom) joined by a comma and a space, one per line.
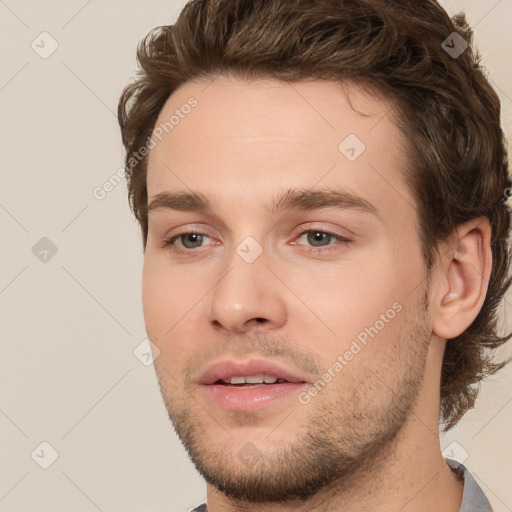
445, 458, 494, 511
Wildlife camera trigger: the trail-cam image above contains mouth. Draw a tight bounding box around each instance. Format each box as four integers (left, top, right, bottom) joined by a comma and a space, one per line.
197, 359, 310, 412
215, 375, 301, 386
198, 358, 308, 385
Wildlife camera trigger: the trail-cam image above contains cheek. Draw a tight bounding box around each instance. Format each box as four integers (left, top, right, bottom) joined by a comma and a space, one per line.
281, 241, 423, 377
142, 254, 210, 374
142, 256, 192, 339
142, 259, 165, 335
284, 255, 407, 342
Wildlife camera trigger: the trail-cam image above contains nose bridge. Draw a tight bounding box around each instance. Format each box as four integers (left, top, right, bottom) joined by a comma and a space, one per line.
207, 238, 287, 331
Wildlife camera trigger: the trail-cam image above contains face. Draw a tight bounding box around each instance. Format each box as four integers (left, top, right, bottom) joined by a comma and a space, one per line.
143, 76, 432, 503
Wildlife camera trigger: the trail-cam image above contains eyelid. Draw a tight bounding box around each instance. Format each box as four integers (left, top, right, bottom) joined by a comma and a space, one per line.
161, 222, 216, 242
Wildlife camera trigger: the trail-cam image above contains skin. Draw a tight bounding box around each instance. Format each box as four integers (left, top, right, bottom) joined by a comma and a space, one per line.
142, 76, 492, 511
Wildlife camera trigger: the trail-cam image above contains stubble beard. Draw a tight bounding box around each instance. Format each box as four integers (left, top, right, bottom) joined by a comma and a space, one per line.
154, 294, 431, 505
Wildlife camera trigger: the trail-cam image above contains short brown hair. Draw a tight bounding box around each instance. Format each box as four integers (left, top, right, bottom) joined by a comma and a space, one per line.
118, 0, 512, 430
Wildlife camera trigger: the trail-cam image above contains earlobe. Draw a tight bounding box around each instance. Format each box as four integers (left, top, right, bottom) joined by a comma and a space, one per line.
432, 217, 492, 340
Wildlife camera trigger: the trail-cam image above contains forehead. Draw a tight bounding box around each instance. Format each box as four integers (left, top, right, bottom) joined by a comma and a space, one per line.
146, 75, 414, 219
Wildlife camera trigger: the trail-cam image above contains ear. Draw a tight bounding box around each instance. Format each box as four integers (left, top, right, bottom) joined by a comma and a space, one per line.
431, 216, 492, 340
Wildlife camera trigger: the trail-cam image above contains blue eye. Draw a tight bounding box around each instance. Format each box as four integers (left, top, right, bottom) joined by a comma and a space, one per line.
177, 232, 208, 249
162, 228, 351, 255
294, 229, 351, 251
297, 230, 338, 247
163, 231, 213, 253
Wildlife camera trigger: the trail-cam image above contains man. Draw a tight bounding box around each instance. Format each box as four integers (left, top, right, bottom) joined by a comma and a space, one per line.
118, 0, 511, 510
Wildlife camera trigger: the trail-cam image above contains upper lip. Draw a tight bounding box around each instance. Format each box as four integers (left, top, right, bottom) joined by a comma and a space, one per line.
197, 358, 310, 385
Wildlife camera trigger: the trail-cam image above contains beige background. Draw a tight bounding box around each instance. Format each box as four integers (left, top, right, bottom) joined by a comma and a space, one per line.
1, 1, 511, 511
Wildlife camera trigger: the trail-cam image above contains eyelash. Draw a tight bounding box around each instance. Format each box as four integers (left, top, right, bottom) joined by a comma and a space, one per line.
161, 227, 351, 255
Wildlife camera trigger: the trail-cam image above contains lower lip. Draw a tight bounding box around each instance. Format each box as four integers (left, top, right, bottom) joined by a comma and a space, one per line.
202, 383, 308, 412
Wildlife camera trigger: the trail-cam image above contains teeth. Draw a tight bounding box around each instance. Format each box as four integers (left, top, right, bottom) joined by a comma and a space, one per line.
222, 375, 280, 384
245, 375, 264, 384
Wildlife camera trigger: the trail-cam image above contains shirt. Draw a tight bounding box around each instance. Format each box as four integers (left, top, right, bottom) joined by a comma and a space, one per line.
445, 458, 494, 511
189, 459, 493, 511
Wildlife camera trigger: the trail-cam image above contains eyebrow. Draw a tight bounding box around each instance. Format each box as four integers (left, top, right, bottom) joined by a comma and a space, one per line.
146, 187, 381, 219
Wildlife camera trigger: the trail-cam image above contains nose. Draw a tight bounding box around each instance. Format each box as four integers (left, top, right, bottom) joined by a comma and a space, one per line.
207, 247, 288, 333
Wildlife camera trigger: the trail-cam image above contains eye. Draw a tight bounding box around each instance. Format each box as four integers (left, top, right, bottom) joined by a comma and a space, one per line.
161, 227, 351, 255
162, 230, 214, 253
294, 228, 351, 251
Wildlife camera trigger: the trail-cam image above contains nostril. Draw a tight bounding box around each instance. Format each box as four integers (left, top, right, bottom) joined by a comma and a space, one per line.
255, 318, 266, 323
